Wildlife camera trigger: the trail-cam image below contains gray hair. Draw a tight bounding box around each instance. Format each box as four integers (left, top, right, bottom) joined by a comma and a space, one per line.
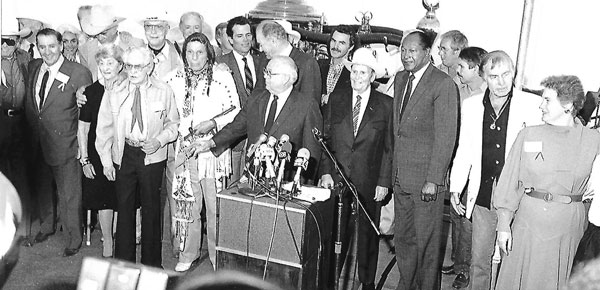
268, 56, 298, 84
95, 44, 124, 64
123, 46, 153, 66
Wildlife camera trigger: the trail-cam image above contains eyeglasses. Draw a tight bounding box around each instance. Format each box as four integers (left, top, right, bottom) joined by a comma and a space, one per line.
438, 46, 458, 53
144, 24, 167, 32
263, 68, 285, 78
124, 63, 151, 71
1, 38, 17, 46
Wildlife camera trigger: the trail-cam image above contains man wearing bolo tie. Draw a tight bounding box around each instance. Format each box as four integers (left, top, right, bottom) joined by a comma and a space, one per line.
448, 50, 542, 290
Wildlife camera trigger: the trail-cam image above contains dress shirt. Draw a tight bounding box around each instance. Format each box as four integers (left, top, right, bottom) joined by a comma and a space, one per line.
352, 86, 371, 131
404, 63, 428, 97
264, 86, 293, 127
232, 50, 256, 87
35, 55, 65, 109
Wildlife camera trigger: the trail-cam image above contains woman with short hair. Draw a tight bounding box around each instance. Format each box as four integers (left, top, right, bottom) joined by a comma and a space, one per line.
494, 75, 600, 290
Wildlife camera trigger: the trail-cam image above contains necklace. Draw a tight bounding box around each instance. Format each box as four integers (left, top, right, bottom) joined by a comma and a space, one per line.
489, 94, 512, 130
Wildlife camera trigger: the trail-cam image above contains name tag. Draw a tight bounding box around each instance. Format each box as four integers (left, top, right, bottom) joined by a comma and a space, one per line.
524, 141, 542, 153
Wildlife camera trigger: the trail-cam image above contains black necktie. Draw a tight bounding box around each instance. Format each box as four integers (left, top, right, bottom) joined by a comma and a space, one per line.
399, 73, 415, 121
242, 57, 254, 96
264, 95, 278, 133
29, 44, 35, 58
38, 70, 50, 110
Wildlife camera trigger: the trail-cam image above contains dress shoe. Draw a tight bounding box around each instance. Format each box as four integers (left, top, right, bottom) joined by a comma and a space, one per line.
175, 262, 192, 272
441, 264, 455, 275
452, 273, 470, 289
33, 232, 53, 244
63, 247, 80, 257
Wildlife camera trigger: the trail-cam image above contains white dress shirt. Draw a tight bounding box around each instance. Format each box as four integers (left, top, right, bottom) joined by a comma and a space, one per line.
35, 55, 65, 109
264, 86, 293, 126
232, 50, 256, 87
352, 86, 371, 134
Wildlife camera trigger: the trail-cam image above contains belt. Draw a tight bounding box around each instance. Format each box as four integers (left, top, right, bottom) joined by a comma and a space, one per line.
525, 188, 583, 204
125, 138, 144, 148
2, 108, 22, 117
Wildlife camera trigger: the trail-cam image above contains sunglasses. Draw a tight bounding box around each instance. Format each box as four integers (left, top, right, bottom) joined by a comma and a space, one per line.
1, 38, 17, 46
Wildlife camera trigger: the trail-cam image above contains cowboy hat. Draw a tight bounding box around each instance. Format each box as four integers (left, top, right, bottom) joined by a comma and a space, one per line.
347, 47, 386, 78
1, 18, 31, 37
79, 5, 125, 36
273, 19, 301, 43
139, 11, 177, 28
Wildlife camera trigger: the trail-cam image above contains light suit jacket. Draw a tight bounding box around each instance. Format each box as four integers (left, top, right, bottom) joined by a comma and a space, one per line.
449, 89, 543, 218
95, 77, 179, 168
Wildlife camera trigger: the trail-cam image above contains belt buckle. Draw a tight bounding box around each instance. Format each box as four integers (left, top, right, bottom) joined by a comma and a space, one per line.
543, 192, 553, 202
7, 109, 15, 117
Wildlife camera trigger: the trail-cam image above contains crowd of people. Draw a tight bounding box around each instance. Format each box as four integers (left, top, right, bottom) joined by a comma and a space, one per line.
1, 4, 600, 290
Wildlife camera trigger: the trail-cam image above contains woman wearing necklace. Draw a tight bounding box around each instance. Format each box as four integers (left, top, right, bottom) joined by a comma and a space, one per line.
494, 75, 600, 290
165, 32, 240, 272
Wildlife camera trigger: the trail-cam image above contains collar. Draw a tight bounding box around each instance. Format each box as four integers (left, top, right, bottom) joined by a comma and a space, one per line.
467, 77, 486, 93
41, 54, 65, 73
353, 86, 371, 100
272, 85, 293, 100
410, 62, 428, 84
128, 78, 153, 92
233, 49, 250, 59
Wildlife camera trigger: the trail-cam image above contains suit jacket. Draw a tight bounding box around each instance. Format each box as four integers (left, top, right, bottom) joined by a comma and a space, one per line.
216, 51, 266, 107
79, 35, 145, 81
211, 89, 323, 179
392, 64, 459, 194
318, 58, 351, 97
449, 89, 543, 218
321, 87, 393, 197
24, 58, 93, 166
255, 47, 322, 103
95, 77, 179, 168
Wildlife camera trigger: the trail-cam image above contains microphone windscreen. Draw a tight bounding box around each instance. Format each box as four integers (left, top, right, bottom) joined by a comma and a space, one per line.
297, 148, 310, 160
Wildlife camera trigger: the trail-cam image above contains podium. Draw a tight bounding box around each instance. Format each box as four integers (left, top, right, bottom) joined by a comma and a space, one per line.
216, 186, 333, 290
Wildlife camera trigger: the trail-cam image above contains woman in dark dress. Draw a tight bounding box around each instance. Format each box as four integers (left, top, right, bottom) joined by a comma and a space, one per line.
77, 44, 123, 257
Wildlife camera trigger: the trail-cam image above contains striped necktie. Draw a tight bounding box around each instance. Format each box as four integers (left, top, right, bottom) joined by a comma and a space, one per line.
353, 95, 362, 135
242, 56, 254, 96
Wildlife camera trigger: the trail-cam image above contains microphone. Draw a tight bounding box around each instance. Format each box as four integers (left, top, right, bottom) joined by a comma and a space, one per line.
275, 134, 290, 154
246, 133, 268, 161
276, 139, 292, 191
291, 148, 310, 194
258, 143, 276, 178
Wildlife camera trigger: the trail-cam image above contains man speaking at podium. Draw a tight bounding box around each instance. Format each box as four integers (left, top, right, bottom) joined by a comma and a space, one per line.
319, 48, 393, 290
189, 55, 322, 180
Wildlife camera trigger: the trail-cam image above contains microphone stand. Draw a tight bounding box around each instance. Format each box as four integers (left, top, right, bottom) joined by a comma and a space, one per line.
312, 128, 380, 290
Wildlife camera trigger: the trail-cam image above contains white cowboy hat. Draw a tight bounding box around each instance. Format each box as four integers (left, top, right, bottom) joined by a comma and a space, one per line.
348, 47, 386, 78
79, 5, 125, 36
1, 17, 31, 37
273, 19, 301, 43
140, 11, 176, 28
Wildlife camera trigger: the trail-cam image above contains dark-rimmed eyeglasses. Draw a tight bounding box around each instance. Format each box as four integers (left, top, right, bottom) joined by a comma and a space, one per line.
263, 68, 284, 78
1, 38, 17, 46
124, 63, 152, 71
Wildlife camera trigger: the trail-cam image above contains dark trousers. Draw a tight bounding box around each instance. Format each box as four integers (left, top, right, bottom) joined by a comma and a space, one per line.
32, 145, 82, 249
114, 144, 165, 267
449, 192, 472, 274
337, 191, 380, 286
394, 190, 445, 290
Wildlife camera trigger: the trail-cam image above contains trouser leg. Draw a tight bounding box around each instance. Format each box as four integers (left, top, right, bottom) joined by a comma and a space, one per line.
469, 205, 498, 290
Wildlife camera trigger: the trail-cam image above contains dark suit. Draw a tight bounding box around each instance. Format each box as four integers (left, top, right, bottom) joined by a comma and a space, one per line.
217, 51, 265, 107
211, 89, 322, 179
318, 59, 351, 99
24, 58, 93, 249
321, 87, 392, 287
255, 47, 322, 103
392, 64, 459, 290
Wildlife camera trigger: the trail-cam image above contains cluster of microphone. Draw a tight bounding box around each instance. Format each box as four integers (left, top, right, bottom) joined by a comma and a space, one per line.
244, 133, 311, 196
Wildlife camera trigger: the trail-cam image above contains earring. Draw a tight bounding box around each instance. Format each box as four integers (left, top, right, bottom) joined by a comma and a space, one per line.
564, 109, 571, 114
